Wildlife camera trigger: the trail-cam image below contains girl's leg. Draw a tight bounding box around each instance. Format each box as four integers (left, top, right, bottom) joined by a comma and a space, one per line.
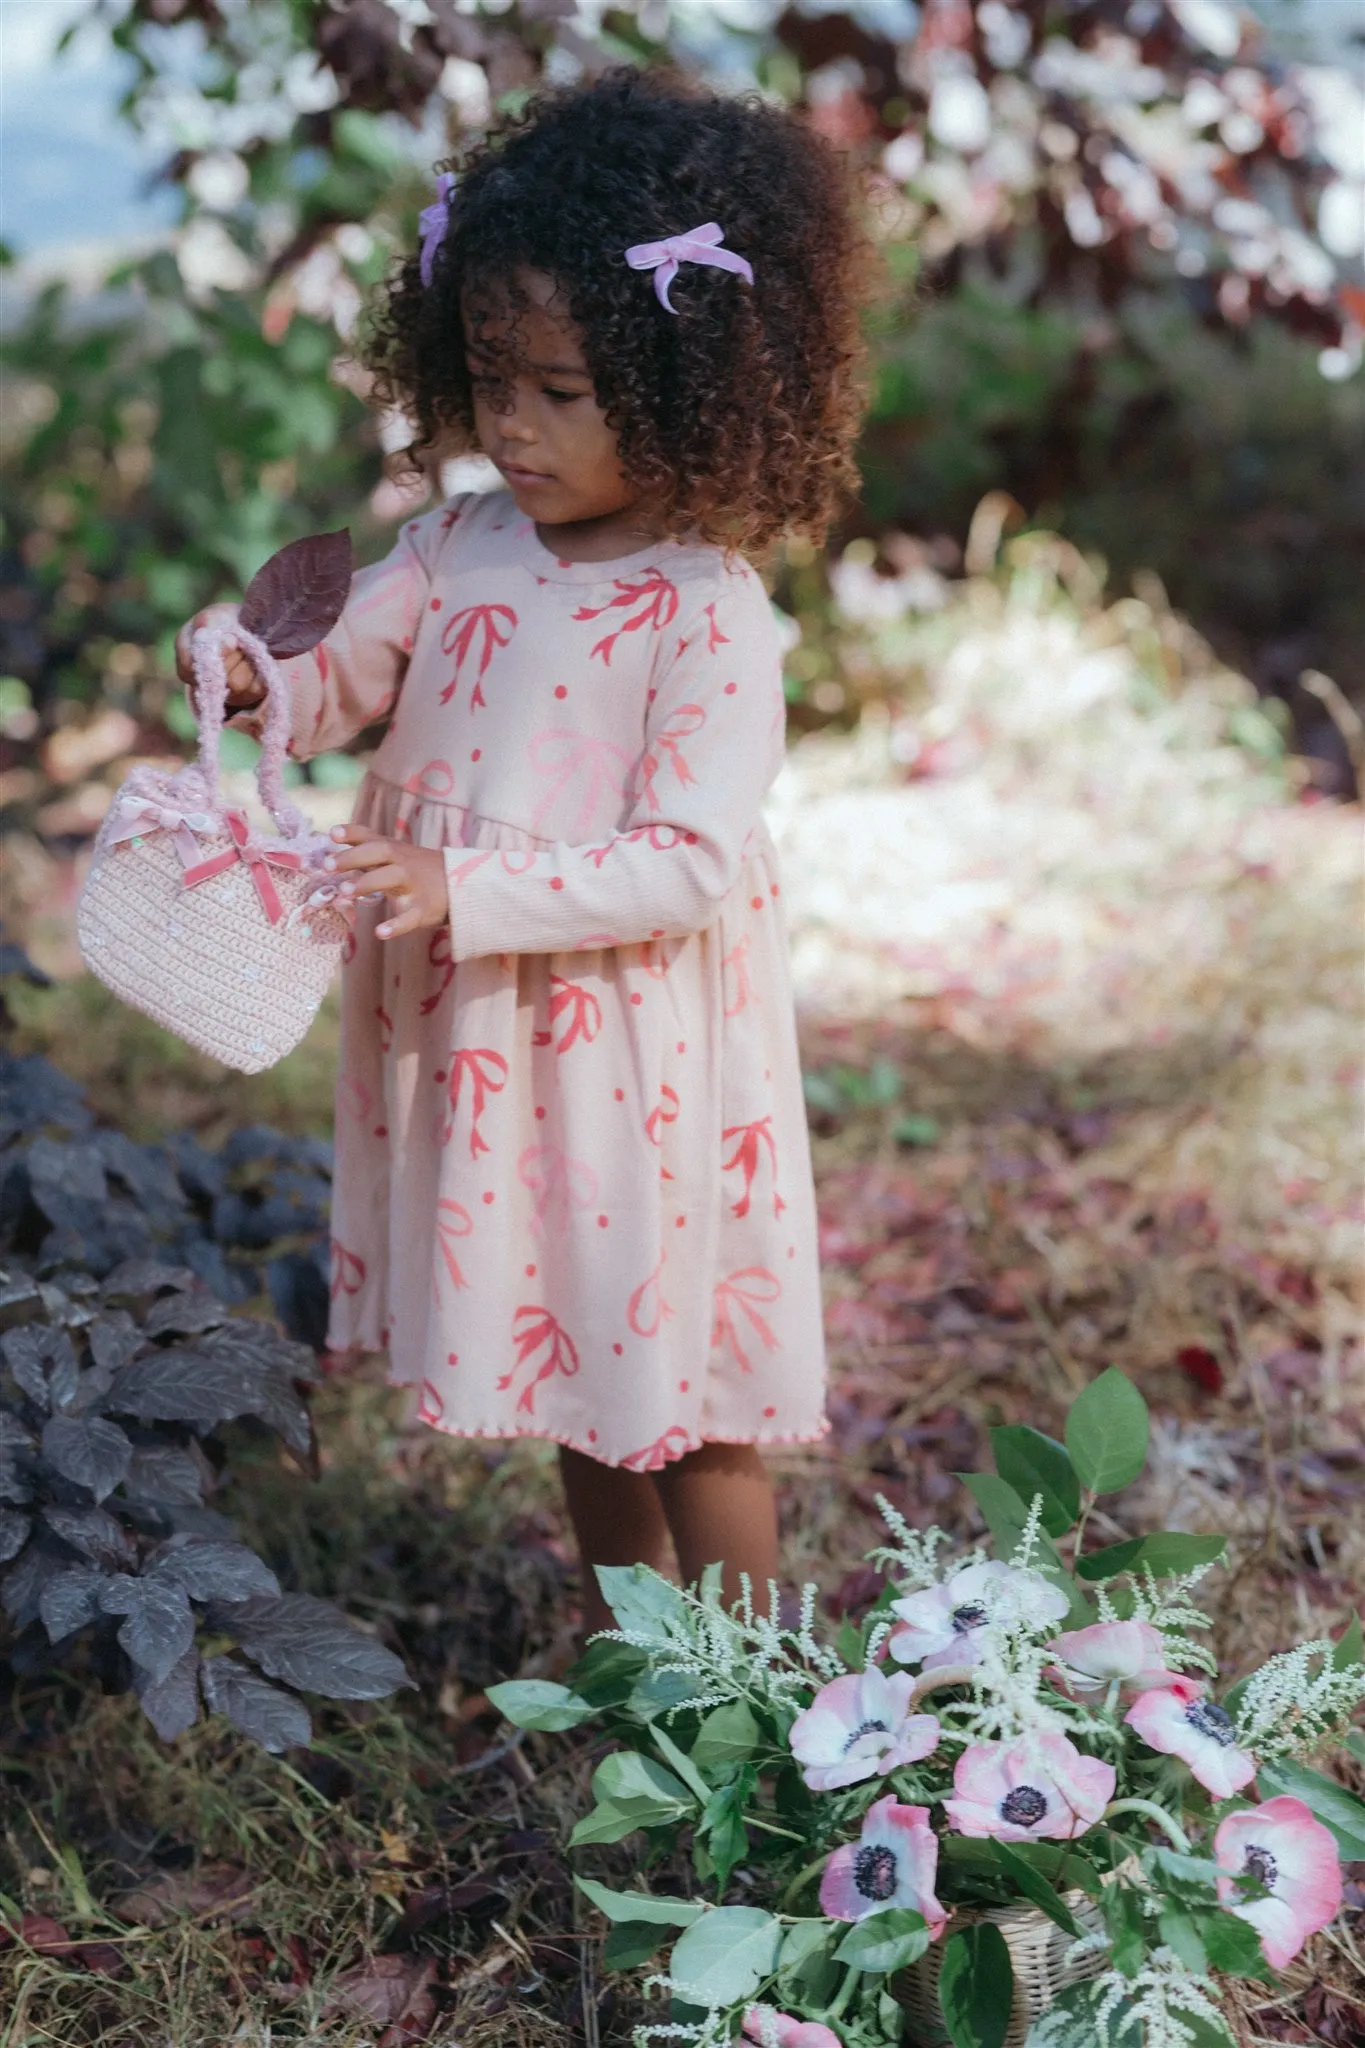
654, 1442, 779, 1611
558, 1445, 673, 1636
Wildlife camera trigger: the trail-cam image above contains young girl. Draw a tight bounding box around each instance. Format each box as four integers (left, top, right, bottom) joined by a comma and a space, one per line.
179, 69, 866, 1633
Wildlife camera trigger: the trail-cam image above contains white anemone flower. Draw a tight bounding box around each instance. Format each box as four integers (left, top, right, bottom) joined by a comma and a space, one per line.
888, 1562, 1070, 1669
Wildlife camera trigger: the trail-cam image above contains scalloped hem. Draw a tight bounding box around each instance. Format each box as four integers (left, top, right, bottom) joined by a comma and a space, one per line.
381, 1377, 830, 1469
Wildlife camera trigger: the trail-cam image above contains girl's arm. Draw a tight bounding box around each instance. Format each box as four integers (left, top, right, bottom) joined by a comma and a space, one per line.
272, 505, 453, 762
444, 565, 789, 961
184, 503, 458, 762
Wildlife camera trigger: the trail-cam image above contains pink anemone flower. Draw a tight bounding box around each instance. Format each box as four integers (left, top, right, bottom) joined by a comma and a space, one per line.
1046, 1619, 1185, 1702
888, 1562, 1070, 1671
1214, 1796, 1342, 1970
1124, 1678, 1256, 1797
789, 1667, 941, 1791
742, 2009, 843, 2048
819, 1794, 947, 1935
943, 1730, 1116, 1842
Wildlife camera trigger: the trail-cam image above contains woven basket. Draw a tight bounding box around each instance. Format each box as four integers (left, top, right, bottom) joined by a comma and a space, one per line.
899, 1892, 1106, 2048
78, 622, 351, 1075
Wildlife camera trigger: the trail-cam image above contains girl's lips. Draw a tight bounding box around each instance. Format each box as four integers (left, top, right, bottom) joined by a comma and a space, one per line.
501, 462, 553, 486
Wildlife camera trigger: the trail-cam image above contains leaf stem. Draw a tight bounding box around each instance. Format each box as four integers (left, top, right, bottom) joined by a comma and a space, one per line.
1071, 1489, 1097, 1564
1103, 1798, 1191, 1854
743, 1814, 807, 1842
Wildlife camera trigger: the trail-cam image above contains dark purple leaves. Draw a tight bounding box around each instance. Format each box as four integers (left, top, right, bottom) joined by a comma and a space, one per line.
0, 1507, 30, 1563
226, 1593, 409, 1700
141, 1291, 228, 1341
122, 1443, 207, 1508
238, 530, 353, 658
87, 1311, 145, 1377
40, 1564, 110, 1641
200, 1653, 312, 1752
44, 1503, 137, 1568
41, 1413, 134, 1502
136, 1648, 202, 1741
3, 1324, 79, 1411
147, 1539, 279, 1604
99, 1573, 196, 1684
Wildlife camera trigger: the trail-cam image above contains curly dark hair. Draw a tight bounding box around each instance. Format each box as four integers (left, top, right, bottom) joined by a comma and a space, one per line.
362, 68, 869, 555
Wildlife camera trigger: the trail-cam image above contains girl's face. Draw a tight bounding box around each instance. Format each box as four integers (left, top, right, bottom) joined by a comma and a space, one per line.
466, 269, 644, 540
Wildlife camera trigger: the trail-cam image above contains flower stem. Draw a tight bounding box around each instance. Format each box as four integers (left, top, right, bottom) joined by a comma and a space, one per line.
1071, 1489, 1097, 1564
1103, 1798, 1191, 1854
907, 1662, 977, 1705
821, 1963, 860, 2024
779, 1850, 832, 1912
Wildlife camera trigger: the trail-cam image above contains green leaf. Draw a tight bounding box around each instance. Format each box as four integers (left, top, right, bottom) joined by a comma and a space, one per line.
668, 1907, 782, 2008
1332, 1613, 1363, 1670
484, 1679, 594, 1731
628, 1668, 710, 1720
1345, 1729, 1365, 1766
1146, 1849, 1221, 1900
1157, 1903, 1207, 1973
604, 1920, 668, 1970
834, 1907, 932, 1973
1195, 1908, 1272, 1979
991, 1427, 1080, 1538
987, 1841, 1082, 1935
697, 1779, 750, 1893
1025, 1981, 1143, 2048
565, 1636, 647, 1707
1103, 1883, 1147, 1979
893, 1113, 941, 1148
1065, 1367, 1149, 1494
593, 1749, 693, 1817
568, 1798, 653, 1847
574, 1878, 704, 1927
652, 1722, 712, 1804
778, 1918, 839, 2005
595, 1564, 687, 1642
691, 1700, 761, 1773
1076, 1532, 1226, 1582
1255, 1757, 1365, 1859
939, 1923, 1014, 2048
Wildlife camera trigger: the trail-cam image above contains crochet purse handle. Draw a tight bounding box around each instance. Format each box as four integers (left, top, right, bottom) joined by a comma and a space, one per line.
188, 528, 355, 838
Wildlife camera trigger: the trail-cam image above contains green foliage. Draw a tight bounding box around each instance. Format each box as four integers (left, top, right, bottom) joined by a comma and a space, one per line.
483, 1678, 594, 1731
1064, 1368, 1149, 1495
667, 1906, 783, 2008
938, 1923, 1014, 2048
833, 1907, 931, 1973
1075, 1534, 1227, 1582
990, 1427, 1080, 1538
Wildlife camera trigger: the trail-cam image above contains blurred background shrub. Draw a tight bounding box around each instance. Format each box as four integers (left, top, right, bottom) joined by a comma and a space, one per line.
1, 0, 1361, 782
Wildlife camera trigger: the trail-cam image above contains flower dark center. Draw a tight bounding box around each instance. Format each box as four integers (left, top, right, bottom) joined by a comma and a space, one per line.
1243, 1844, 1278, 1890
853, 1843, 899, 1902
1000, 1785, 1049, 1827
951, 1602, 988, 1632
844, 1718, 890, 1751
1183, 1699, 1235, 1746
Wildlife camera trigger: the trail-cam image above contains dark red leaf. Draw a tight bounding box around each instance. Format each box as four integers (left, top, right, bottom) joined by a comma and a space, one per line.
17, 1913, 73, 1953
238, 531, 354, 658
320, 1952, 437, 2025
1176, 1345, 1224, 1394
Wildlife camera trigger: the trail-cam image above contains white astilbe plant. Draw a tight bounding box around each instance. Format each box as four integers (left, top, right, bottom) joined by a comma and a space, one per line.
1234, 1640, 1365, 1761
866, 1494, 965, 1590
1096, 1952, 1234, 2048
1116, 1564, 1220, 1677
596, 1569, 845, 1718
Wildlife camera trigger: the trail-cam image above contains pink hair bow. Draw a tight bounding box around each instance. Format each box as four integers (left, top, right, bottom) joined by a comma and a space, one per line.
419, 172, 456, 288
624, 221, 754, 313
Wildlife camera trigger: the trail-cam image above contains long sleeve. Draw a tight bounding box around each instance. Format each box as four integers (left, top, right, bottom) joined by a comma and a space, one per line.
234, 503, 458, 762
445, 564, 787, 962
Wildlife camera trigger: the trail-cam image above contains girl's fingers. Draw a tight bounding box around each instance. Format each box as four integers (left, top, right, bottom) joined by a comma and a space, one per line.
345, 863, 412, 899
376, 903, 432, 941
329, 823, 382, 849
328, 836, 394, 870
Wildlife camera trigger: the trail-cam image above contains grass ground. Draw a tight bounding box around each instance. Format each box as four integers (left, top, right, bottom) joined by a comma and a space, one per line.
3, 544, 1362, 2043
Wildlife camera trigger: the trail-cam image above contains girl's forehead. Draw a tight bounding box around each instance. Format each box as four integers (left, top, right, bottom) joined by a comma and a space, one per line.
464, 268, 587, 369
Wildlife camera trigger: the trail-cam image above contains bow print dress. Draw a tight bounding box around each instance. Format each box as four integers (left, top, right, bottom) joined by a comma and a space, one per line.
274, 489, 827, 1469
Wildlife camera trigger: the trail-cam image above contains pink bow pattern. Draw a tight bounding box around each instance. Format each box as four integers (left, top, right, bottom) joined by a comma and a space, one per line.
107, 793, 213, 870
181, 810, 309, 926
624, 221, 754, 313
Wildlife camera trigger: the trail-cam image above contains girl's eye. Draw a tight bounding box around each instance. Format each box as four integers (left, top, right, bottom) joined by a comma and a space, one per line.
543, 386, 583, 405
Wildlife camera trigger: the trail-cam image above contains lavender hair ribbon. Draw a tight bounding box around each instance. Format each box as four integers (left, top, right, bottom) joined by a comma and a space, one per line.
623, 221, 754, 313
419, 172, 456, 288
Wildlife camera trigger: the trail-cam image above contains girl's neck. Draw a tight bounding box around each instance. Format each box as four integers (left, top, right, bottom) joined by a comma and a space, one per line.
534, 501, 669, 565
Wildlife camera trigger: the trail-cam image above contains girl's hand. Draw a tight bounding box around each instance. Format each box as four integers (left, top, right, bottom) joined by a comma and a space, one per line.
175, 603, 268, 710
325, 824, 449, 941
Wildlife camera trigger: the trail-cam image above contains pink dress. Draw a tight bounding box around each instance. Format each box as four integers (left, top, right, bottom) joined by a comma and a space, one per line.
275, 489, 827, 1470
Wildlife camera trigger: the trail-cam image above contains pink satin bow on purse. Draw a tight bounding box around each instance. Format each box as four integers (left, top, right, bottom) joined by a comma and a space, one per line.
624, 221, 754, 313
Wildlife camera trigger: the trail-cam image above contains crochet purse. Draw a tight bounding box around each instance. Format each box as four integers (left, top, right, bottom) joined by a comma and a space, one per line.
78, 534, 356, 1075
